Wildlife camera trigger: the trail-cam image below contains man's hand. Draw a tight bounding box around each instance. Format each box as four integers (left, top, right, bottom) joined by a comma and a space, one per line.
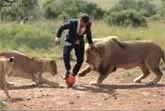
54, 37, 60, 45
89, 43, 96, 50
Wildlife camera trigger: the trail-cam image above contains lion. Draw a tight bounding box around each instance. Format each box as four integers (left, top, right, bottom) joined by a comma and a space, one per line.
0, 56, 14, 99
0, 51, 59, 89
78, 36, 165, 85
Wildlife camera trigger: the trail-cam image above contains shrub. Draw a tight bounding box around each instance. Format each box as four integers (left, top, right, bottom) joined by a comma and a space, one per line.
110, 0, 157, 18
43, 0, 105, 19
106, 10, 147, 27
0, 0, 41, 21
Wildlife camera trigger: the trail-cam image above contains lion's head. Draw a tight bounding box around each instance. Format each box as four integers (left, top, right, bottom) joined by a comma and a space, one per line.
86, 47, 101, 71
37, 58, 58, 76
48, 60, 58, 75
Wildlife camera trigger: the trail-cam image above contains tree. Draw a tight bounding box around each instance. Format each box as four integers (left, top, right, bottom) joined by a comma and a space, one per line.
0, 0, 16, 8
0, 0, 40, 21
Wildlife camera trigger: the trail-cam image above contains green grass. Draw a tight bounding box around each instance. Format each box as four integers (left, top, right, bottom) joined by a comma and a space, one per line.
0, 19, 165, 59
0, 20, 63, 58
92, 20, 165, 47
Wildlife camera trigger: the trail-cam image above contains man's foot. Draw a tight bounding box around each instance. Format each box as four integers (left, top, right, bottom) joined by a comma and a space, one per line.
65, 75, 76, 88
63, 72, 70, 80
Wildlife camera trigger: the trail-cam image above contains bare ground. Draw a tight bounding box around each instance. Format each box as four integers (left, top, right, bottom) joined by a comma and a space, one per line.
0, 60, 165, 110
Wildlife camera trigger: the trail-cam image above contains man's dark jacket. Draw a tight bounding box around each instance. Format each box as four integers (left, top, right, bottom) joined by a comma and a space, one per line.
56, 19, 93, 45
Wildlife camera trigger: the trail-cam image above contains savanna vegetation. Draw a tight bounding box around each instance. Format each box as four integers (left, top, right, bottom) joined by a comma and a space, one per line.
0, 0, 165, 58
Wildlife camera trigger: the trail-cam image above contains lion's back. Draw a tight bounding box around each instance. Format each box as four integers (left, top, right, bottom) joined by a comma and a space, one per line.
0, 51, 39, 77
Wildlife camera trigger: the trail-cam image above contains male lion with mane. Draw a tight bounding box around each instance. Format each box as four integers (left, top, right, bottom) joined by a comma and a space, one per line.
79, 36, 165, 85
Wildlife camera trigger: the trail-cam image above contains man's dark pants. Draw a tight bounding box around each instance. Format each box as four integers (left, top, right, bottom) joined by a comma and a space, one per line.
63, 43, 84, 77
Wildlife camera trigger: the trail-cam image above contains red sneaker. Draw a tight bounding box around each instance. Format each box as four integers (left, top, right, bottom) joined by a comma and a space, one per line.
65, 75, 76, 88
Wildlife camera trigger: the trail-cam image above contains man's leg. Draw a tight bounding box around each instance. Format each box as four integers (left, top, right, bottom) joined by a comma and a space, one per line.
72, 44, 84, 76
63, 46, 73, 79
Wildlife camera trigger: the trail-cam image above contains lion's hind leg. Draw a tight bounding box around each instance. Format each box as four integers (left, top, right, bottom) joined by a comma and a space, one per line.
145, 55, 163, 85
148, 67, 163, 85
6, 72, 15, 88
134, 65, 150, 83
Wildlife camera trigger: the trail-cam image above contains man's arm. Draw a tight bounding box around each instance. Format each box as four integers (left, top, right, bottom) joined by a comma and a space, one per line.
86, 22, 93, 45
56, 22, 70, 38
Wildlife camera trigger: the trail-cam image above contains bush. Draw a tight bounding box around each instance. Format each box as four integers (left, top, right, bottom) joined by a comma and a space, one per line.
0, 0, 41, 21
106, 10, 147, 27
43, 0, 105, 19
105, 0, 161, 27
110, 0, 157, 18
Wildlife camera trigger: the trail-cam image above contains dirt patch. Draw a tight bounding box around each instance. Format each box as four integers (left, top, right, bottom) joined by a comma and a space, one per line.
0, 60, 165, 110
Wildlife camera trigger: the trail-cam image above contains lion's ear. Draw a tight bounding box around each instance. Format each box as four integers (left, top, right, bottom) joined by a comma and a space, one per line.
31, 57, 37, 60
50, 60, 55, 64
9, 57, 14, 63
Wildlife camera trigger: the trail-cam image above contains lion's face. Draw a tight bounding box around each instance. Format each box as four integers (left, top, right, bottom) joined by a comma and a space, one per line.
49, 60, 58, 76
86, 47, 101, 70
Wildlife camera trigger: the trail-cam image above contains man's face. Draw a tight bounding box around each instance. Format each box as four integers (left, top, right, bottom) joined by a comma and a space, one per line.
80, 20, 88, 27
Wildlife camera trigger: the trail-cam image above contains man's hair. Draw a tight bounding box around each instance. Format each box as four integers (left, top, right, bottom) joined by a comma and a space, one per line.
80, 14, 90, 23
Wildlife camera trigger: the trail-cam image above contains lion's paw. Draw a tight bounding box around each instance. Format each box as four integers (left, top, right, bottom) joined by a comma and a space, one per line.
89, 81, 99, 86
133, 78, 141, 83
7, 82, 15, 88
51, 82, 60, 87
146, 82, 157, 86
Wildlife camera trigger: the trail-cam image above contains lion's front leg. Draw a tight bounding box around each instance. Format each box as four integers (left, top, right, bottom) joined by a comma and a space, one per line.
32, 72, 43, 86
78, 65, 92, 77
40, 77, 59, 87
90, 73, 109, 85
6, 82, 15, 88
90, 66, 115, 86
36, 73, 59, 87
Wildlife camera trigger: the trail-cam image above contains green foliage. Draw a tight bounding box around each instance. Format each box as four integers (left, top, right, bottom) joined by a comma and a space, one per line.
0, 0, 16, 9
0, 22, 54, 50
110, 0, 157, 17
156, 0, 165, 19
43, 0, 105, 19
0, 0, 40, 21
104, 0, 165, 27
106, 10, 147, 27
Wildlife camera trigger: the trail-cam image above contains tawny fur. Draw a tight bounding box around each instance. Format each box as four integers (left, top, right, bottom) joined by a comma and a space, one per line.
0, 51, 59, 89
79, 36, 165, 85
0, 57, 14, 99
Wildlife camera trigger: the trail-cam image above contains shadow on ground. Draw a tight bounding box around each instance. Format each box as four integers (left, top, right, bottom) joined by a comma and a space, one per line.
73, 83, 165, 94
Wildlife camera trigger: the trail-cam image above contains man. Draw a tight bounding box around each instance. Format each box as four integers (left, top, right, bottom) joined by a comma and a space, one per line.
55, 14, 94, 87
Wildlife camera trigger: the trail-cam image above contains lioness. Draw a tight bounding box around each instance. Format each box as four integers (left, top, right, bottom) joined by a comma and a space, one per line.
0, 51, 58, 88
0, 56, 14, 99
79, 37, 165, 85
